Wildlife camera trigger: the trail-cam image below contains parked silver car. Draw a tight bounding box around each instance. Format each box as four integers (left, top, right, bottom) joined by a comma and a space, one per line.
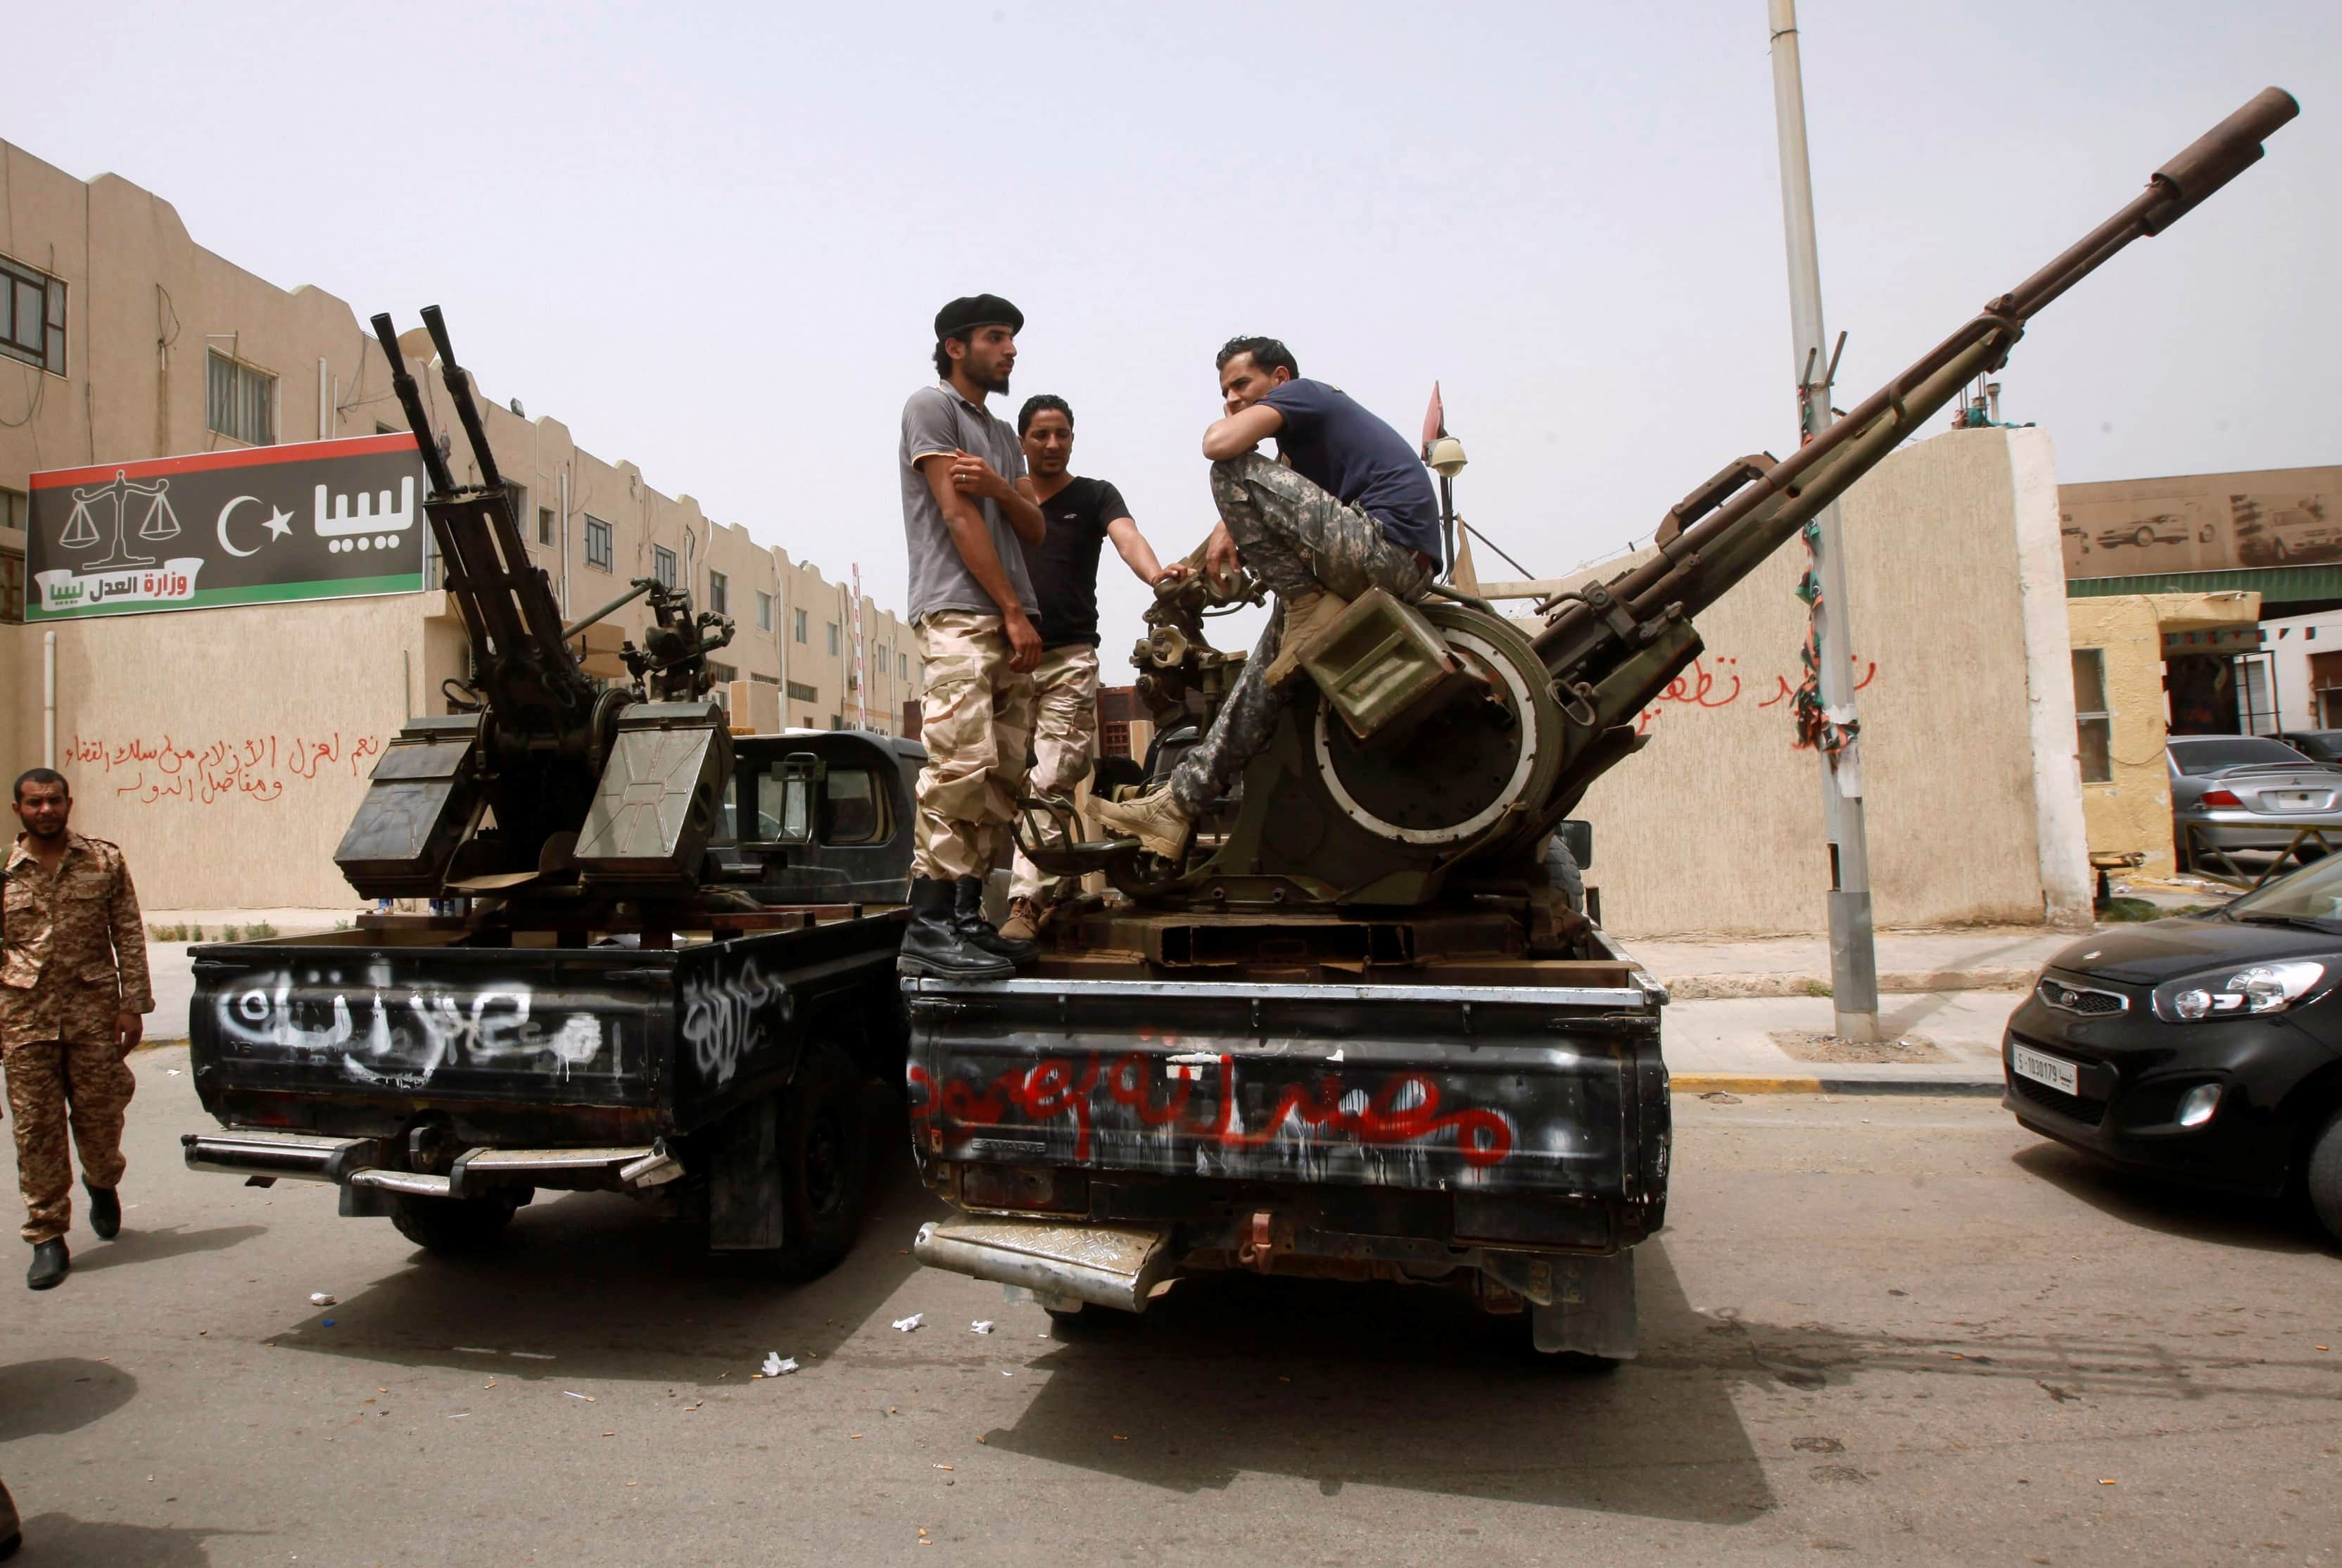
2169, 735, 2342, 866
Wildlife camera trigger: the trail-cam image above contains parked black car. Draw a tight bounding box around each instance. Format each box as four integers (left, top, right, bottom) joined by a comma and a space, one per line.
2277, 729, 2342, 766
2004, 859, 2342, 1242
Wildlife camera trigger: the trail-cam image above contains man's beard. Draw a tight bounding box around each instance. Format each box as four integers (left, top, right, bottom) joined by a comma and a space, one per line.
972, 362, 1011, 396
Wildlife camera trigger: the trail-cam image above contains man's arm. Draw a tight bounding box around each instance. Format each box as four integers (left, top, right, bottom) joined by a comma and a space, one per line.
1106, 516, 1189, 586
106, 851, 152, 1054
919, 455, 1043, 672
949, 452, 1046, 545
1202, 403, 1285, 462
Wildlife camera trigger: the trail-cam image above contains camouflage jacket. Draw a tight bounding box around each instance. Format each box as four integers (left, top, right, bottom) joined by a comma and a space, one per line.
1, 830, 155, 1047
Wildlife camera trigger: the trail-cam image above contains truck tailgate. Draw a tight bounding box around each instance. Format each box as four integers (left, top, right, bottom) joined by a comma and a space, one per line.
906, 976, 1666, 1198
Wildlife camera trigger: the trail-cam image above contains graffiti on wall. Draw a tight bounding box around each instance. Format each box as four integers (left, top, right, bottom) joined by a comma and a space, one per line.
61, 730, 384, 807
1633, 654, 1878, 738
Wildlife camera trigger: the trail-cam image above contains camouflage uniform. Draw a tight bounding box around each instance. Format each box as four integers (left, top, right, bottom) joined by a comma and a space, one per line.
1, 831, 152, 1247
1166, 454, 1432, 814
1008, 643, 1102, 906
913, 612, 1038, 881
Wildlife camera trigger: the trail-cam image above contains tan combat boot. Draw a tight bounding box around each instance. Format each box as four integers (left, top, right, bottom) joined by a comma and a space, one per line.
1091, 789, 1195, 859
1263, 589, 1350, 687
999, 896, 1045, 944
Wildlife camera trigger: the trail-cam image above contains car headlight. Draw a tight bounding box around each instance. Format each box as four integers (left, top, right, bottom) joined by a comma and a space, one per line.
2156, 959, 2329, 1021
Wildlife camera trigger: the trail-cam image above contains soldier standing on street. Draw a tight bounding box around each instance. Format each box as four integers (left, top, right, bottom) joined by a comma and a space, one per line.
999, 394, 1189, 942
896, 294, 1049, 980
2, 768, 152, 1290
1094, 336, 1442, 858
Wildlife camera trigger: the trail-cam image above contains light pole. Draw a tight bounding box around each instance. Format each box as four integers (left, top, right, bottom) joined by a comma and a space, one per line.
1769, 0, 1881, 1042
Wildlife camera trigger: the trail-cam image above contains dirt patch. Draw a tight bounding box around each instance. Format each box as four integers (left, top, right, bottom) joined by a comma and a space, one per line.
1770, 1030, 1947, 1065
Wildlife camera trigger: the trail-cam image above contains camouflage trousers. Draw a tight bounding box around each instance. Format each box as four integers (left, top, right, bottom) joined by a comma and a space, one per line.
913, 611, 1037, 882
1167, 455, 1432, 814
1008, 643, 1102, 906
4, 1036, 135, 1246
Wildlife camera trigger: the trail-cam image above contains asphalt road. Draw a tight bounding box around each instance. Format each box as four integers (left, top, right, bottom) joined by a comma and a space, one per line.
3, 1049, 2338, 1567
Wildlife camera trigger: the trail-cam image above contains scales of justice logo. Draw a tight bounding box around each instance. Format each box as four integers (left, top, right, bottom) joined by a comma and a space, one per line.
34, 464, 416, 614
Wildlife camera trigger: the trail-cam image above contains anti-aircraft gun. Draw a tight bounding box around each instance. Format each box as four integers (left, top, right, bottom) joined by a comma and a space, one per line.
332, 307, 740, 928
909, 90, 2300, 1358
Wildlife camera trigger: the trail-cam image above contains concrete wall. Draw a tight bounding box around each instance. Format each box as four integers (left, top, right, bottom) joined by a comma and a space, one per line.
0, 137, 921, 910
2262, 607, 2342, 731
1576, 426, 2091, 937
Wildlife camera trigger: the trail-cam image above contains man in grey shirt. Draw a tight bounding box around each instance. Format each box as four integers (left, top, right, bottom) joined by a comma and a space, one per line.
896, 293, 1050, 980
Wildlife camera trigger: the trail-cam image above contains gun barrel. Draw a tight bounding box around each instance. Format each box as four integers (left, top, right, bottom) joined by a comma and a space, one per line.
368, 312, 457, 495
560, 578, 657, 642
1533, 86, 2298, 675
419, 305, 505, 491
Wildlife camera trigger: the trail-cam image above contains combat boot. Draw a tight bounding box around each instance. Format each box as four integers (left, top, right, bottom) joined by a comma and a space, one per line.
0, 1473, 18, 1560
897, 877, 1013, 981
955, 878, 1037, 966
1263, 589, 1350, 687
1092, 788, 1195, 861
26, 1239, 68, 1291
86, 1183, 121, 1240
999, 896, 1046, 945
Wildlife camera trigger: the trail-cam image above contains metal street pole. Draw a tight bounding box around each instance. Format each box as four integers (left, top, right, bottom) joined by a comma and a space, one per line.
1768, 0, 1880, 1042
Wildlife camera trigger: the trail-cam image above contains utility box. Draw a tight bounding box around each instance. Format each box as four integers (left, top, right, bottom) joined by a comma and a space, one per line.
575, 701, 735, 890
1300, 588, 1471, 745
333, 715, 483, 899
728, 678, 782, 735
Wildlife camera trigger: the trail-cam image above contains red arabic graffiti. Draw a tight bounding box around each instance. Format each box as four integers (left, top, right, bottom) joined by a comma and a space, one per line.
1635, 654, 1878, 736
908, 1052, 1514, 1167
61, 730, 384, 807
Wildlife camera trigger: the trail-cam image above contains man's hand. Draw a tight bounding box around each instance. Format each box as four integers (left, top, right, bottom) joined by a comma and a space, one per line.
114, 1011, 142, 1058
1152, 562, 1195, 586
1203, 522, 1240, 591
1004, 609, 1043, 674
949, 450, 1013, 502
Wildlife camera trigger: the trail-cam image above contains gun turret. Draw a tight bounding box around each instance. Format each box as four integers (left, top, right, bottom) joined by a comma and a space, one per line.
334, 309, 737, 916
1063, 87, 2298, 918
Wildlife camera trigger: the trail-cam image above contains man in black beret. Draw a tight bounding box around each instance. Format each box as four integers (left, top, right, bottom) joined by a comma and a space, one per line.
894, 294, 1049, 979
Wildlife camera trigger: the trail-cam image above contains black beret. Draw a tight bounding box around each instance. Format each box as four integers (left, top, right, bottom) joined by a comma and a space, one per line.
934, 293, 1025, 341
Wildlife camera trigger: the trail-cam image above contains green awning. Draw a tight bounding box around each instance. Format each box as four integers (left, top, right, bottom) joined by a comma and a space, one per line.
2065, 564, 2342, 609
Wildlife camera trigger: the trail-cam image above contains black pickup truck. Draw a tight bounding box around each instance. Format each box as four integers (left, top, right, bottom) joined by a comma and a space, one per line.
182, 728, 919, 1278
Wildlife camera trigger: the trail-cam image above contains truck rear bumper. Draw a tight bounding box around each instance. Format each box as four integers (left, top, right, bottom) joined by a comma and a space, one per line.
182, 1129, 683, 1199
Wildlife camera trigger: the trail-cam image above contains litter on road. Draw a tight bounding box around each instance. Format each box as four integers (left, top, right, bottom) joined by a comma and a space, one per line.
892, 1313, 924, 1332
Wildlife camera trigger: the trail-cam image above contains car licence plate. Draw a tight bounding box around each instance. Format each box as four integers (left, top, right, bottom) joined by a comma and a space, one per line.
2010, 1043, 2080, 1096
2274, 790, 2320, 808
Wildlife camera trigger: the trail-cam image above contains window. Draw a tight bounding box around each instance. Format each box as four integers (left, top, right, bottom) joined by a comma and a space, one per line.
584, 514, 614, 571
538, 506, 555, 547
206, 350, 276, 445
2072, 649, 2111, 784
0, 548, 22, 624
786, 681, 818, 704
792, 607, 808, 644
708, 569, 728, 615
899, 652, 909, 681
707, 660, 736, 685
0, 253, 65, 374
830, 715, 843, 730
756, 590, 774, 632
653, 545, 677, 589
821, 767, 887, 844
1, 486, 24, 532
826, 621, 840, 656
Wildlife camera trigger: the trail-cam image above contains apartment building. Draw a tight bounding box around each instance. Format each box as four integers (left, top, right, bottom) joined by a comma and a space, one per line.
0, 139, 921, 907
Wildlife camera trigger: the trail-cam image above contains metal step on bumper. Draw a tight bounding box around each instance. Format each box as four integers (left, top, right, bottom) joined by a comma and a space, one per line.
182, 1130, 685, 1197
913, 1214, 1174, 1313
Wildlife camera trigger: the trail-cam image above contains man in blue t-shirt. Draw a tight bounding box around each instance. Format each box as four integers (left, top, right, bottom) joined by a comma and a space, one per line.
1094, 335, 1438, 858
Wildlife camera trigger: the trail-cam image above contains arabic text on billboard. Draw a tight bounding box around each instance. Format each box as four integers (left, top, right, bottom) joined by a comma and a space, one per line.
25, 433, 430, 619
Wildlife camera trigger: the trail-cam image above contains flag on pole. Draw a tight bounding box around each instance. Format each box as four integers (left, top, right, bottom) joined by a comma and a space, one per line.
1421, 381, 1447, 455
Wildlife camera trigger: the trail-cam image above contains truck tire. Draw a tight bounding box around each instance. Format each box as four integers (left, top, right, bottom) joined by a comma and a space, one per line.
1543, 834, 1586, 914
759, 1042, 871, 1282
2306, 1106, 2342, 1245
391, 1190, 525, 1254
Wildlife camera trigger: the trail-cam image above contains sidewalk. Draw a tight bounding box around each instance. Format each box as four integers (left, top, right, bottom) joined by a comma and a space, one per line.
1625, 924, 2076, 999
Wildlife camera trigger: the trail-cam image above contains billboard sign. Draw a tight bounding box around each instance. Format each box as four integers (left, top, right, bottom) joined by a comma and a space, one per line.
2061, 465, 2342, 581
25, 432, 430, 620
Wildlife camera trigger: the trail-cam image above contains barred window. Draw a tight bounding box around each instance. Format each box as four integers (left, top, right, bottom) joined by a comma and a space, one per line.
786, 681, 818, 703
206, 351, 276, 445
0, 253, 65, 374
584, 514, 614, 571
1, 547, 23, 624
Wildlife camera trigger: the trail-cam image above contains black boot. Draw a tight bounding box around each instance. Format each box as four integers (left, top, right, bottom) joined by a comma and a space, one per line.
897, 877, 1013, 981
955, 877, 1037, 966
86, 1182, 121, 1241
26, 1239, 68, 1291
0, 1474, 18, 1560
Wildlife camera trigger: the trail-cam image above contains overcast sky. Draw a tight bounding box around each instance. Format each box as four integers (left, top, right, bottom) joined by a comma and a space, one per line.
15, 1, 2339, 650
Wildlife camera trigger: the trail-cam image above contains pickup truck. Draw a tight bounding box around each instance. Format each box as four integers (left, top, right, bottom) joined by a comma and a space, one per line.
181, 728, 920, 1278
907, 826, 1671, 1362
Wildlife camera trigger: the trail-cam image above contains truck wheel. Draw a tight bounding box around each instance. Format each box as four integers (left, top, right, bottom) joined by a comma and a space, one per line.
2306, 1107, 2342, 1245
1543, 835, 1585, 914
760, 1043, 871, 1282
391, 1190, 525, 1254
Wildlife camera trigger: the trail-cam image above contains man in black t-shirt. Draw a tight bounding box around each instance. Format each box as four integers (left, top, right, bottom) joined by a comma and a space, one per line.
1002, 394, 1189, 941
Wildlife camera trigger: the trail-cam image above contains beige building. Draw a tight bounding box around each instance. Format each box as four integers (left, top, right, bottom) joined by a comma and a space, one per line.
0, 139, 921, 909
